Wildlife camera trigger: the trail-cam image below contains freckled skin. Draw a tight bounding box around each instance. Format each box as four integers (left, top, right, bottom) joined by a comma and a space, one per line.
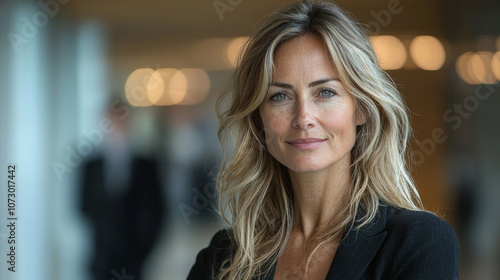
259, 34, 364, 175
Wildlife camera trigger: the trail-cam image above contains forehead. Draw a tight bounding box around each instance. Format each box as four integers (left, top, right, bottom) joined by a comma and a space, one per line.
272, 34, 339, 81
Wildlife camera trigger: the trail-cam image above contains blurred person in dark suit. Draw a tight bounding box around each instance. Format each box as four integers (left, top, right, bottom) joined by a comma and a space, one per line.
80, 99, 165, 280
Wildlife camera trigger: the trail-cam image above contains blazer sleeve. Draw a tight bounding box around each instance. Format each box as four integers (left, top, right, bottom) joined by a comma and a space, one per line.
388, 211, 460, 280
187, 229, 232, 280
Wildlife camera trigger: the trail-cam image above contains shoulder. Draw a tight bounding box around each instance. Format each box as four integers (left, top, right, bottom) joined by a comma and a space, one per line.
384, 206, 458, 247
380, 206, 460, 279
187, 228, 233, 280
385, 206, 456, 235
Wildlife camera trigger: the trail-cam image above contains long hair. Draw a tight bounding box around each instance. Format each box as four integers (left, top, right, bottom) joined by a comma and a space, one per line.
215, 1, 422, 279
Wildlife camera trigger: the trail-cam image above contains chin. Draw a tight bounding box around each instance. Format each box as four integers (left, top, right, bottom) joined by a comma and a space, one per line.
285, 160, 329, 173
289, 167, 320, 173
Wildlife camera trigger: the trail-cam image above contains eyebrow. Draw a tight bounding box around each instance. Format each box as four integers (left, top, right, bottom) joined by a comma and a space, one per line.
270, 78, 339, 89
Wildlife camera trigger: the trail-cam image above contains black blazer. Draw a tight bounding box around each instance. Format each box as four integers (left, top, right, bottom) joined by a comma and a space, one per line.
187, 204, 459, 280
81, 156, 165, 279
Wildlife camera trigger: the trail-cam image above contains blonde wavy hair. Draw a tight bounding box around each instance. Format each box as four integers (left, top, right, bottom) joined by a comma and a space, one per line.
215, 1, 422, 279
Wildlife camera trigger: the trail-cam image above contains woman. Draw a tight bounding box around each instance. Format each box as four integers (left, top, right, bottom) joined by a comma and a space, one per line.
188, 1, 459, 279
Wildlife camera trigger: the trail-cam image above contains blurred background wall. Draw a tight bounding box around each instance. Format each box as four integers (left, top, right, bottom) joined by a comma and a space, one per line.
0, 0, 499, 279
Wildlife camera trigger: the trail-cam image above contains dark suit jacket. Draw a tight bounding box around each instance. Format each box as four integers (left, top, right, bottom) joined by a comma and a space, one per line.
81, 156, 165, 280
187, 204, 459, 280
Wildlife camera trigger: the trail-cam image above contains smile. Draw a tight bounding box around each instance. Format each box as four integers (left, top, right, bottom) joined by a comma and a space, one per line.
286, 138, 326, 150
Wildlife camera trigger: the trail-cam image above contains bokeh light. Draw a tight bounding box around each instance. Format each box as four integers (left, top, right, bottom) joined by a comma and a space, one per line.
456, 51, 499, 84
456, 52, 475, 84
470, 52, 498, 84
125, 68, 156, 107
225, 36, 248, 68
469, 53, 487, 84
146, 70, 165, 105
492, 51, 500, 80
154, 68, 188, 106
410, 36, 446, 71
370, 35, 407, 70
178, 68, 211, 105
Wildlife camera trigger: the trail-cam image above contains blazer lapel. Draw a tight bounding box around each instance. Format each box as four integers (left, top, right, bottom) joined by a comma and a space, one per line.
324, 205, 390, 280
259, 205, 391, 280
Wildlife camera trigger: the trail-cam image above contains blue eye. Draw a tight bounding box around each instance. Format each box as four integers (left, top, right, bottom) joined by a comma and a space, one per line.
319, 89, 336, 98
270, 92, 289, 102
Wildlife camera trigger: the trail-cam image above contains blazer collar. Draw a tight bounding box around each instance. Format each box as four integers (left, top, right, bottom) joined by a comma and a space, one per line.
324, 204, 390, 280
260, 204, 391, 280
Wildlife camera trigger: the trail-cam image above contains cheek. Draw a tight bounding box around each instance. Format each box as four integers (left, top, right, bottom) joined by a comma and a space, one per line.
322, 107, 358, 137
261, 111, 288, 145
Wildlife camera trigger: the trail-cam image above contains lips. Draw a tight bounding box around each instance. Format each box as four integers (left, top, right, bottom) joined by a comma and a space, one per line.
286, 138, 325, 150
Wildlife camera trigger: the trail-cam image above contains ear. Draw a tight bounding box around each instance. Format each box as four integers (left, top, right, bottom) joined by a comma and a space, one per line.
356, 108, 367, 126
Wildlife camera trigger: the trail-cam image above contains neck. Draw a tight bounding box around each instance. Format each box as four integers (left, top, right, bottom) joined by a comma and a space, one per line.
288, 160, 351, 239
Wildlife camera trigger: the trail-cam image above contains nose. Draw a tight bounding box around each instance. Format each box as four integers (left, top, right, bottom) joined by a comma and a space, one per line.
292, 100, 316, 130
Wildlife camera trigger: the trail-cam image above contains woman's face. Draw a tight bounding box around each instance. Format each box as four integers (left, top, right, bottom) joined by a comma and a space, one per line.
258, 34, 364, 174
